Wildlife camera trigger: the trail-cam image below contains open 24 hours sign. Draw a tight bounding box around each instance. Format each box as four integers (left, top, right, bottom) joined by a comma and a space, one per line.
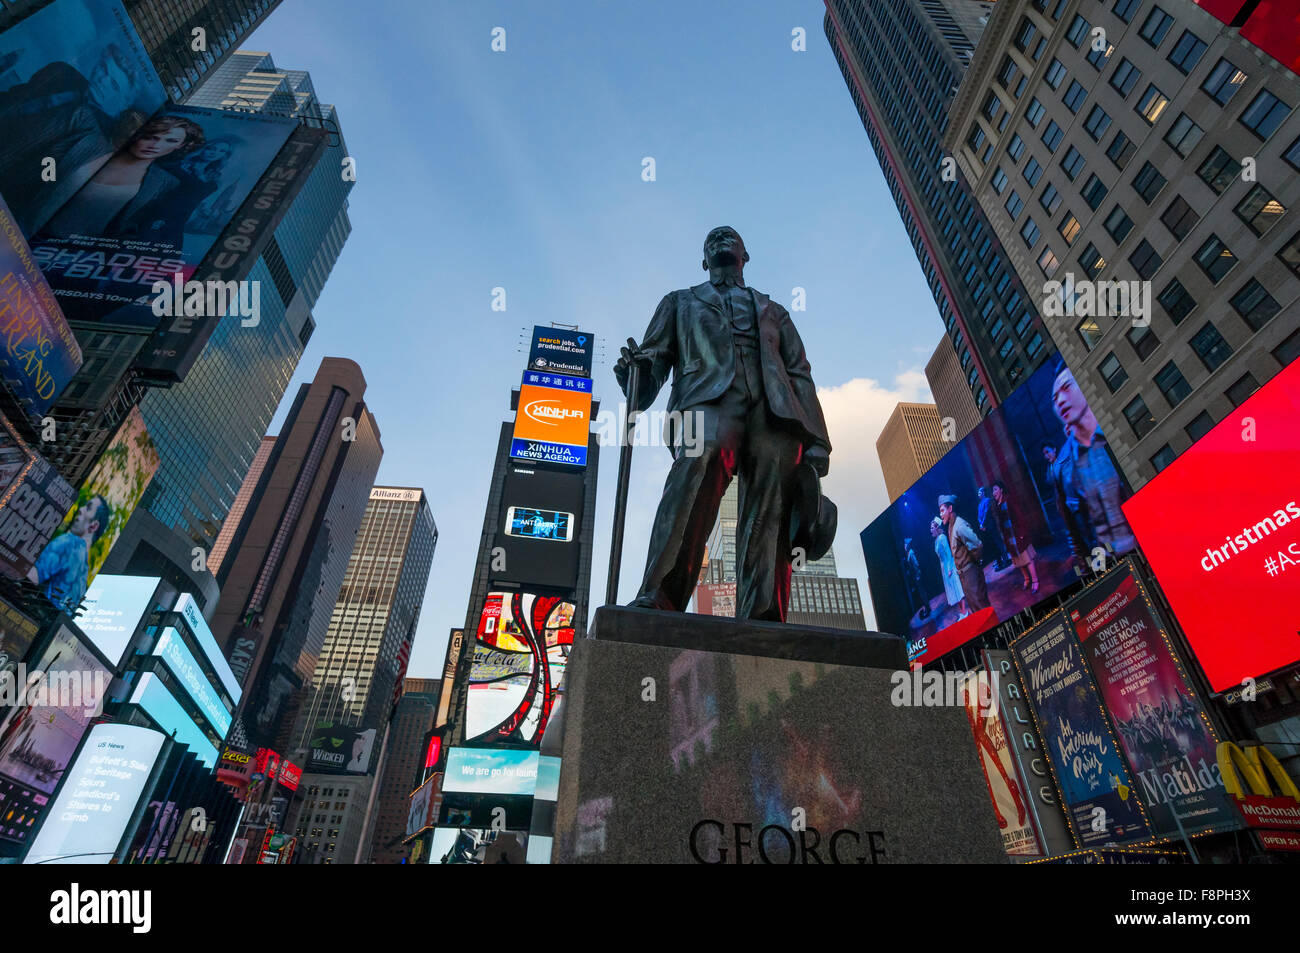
510, 371, 592, 467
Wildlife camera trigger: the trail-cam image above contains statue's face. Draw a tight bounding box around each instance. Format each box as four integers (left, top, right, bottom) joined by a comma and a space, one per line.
702, 227, 748, 269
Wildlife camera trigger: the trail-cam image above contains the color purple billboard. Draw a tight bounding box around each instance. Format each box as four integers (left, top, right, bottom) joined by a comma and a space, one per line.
861, 358, 1136, 652
1010, 612, 1152, 849
1069, 565, 1239, 838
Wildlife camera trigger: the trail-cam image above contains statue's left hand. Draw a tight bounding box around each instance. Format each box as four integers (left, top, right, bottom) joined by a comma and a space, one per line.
804, 445, 830, 477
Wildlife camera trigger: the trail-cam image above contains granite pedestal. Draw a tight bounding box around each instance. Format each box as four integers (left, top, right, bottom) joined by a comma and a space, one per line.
551, 606, 1008, 864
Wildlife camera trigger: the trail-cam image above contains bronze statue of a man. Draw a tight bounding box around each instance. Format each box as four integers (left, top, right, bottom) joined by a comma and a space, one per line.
616, 226, 832, 622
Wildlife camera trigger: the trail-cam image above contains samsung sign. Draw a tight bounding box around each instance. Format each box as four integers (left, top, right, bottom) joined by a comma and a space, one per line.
152, 627, 232, 738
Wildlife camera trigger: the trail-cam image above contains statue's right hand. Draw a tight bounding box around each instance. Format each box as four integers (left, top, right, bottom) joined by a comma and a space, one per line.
614, 337, 649, 393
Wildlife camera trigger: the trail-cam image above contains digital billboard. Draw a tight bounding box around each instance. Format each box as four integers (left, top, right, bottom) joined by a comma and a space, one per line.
76, 572, 160, 670
0, 413, 77, 583
0, 624, 111, 797
1068, 565, 1238, 838
0, 193, 82, 416
305, 723, 377, 775
528, 326, 593, 378
442, 747, 540, 796
24, 722, 165, 865
29, 406, 158, 613
174, 591, 240, 703
29, 104, 297, 329
1010, 613, 1152, 849
152, 627, 233, 738
862, 358, 1136, 659
0, 0, 166, 237
466, 592, 574, 746
1122, 357, 1300, 693
127, 671, 219, 768
492, 464, 584, 589
0, 594, 38, 679
510, 371, 592, 467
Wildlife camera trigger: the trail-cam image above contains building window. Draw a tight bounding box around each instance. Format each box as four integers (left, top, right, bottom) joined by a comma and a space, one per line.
1285, 135, 1300, 171
1167, 31, 1207, 75
1099, 351, 1129, 391
1026, 97, 1046, 127
1139, 6, 1174, 46
1194, 235, 1237, 283
1185, 411, 1215, 443
1189, 322, 1233, 371
1105, 206, 1134, 242
1083, 104, 1112, 140
1160, 197, 1199, 241
1021, 217, 1041, 248
1229, 278, 1280, 331
1066, 14, 1090, 48
1059, 145, 1085, 180
1239, 90, 1291, 140
1081, 174, 1109, 210
1106, 130, 1136, 169
1110, 59, 1141, 98
1005, 190, 1024, 220
1087, 41, 1113, 71
1023, 156, 1043, 187
1014, 17, 1046, 61
1150, 445, 1176, 472
1059, 212, 1081, 244
1041, 120, 1064, 152
1201, 58, 1248, 106
991, 167, 1009, 194
1158, 279, 1196, 324
1063, 79, 1088, 113
1114, 0, 1142, 23
1281, 231, 1300, 276
1196, 146, 1237, 194
1077, 317, 1103, 350
1026, 331, 1045, 358
967, 123, 987, 153
1136, 84, 1169, 124
1045, 58, 1067, 90
1154, 361, 1192, 407
1273, 329, 1300, 366
1225, 372, 1259, 407
1040, 182, 1062, 214
1007, 133, 1026, 162
1123, 395, 1157, 438
1132, 161, 1166, 204
1163, 113, 1204, 157
1080, 242, 1107, 279
1038, 247, 1061, 276
1234, 185, 1285, 237
1129, 239, 1162, 279
1128, 323, 1160, 360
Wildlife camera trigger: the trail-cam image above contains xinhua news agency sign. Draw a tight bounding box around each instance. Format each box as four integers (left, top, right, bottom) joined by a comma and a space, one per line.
510, 371, 591, 467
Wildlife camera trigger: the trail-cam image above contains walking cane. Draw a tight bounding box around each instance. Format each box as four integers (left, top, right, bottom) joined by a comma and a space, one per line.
605, 338, 643, 605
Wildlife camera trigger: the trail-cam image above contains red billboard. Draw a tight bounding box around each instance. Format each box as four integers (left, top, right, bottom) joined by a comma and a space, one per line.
1122, 359, 1300, 693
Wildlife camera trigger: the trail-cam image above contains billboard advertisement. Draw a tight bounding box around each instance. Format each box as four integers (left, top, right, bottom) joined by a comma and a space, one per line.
1069, 565, 1238, 837
1010, 613, 1152, 848
24, 722, 165, 865
962, 669, 1039, 856
127, 671, 219, 768
983, 648, 1076, 855
442, 747, 540, 797
510, 371, 592, 467
0, 623, 111, 798
1122, 357, 1300, 693
435, 628, 463, 728
492, 464, 584, 589
76, 572, 160, 670
305, 723, 377, 775
29, 104, 297, 329
527, 326, 593, 378
862, 358, 1136, 658
0, 0, 166, 237
151, 627, 233, 738
0, 192, 82, 416
466, 592, 574, 746
0, 594, 38, 679
694, 582, 737, 617
174, 591, 240, 703
0, 413, 77, 583
28, 405, 158, 613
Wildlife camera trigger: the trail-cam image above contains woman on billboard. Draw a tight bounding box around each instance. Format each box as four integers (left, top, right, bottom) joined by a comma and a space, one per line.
930, 517, 967, 619
992, 480, 1039, 594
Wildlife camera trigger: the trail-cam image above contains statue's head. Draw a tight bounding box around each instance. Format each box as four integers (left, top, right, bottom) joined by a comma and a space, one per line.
702, 226, 749, 271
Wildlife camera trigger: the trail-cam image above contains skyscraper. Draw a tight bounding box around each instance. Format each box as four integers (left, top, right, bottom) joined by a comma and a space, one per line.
824, 0, 1053, 413
136, 52, 354, 557
696, 484, 868, 630
943, 0, 1300, 488
212, 357, 382, 753
363, 678, 441, 865
925, 335, 984, 439
876, 402, 951, 502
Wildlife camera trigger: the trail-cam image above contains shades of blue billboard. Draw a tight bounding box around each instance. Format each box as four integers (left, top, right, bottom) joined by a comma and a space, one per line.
861, 358, 1137, 642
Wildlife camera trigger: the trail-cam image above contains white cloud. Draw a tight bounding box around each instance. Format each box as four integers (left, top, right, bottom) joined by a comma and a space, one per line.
817, 369, 932, 630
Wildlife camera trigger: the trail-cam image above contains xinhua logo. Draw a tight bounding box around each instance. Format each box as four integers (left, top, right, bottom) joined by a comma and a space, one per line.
49, 884, 151, 934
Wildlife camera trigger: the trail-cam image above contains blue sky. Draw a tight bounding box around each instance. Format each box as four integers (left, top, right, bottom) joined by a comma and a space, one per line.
247, 0, 941, 677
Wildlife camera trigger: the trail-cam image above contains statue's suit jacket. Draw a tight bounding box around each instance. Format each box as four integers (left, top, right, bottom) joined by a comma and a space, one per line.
631, 281, 832, 458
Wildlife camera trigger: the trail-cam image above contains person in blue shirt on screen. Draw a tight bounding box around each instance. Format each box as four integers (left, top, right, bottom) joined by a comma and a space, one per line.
27, 495, 111, 613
